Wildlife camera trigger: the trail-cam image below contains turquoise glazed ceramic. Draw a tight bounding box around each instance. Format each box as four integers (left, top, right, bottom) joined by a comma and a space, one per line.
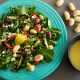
0, 0, 68, 80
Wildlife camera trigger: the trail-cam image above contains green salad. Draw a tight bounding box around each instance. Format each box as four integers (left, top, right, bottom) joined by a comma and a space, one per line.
0, 5, 61, 72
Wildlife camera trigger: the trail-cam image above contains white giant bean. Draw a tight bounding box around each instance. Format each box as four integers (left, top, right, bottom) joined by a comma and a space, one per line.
68, 3, 75, 11
73, 10, 80, 17
64, 11, 70, 20
56, 0, 64, 7
34, 54, 44, 62
75, 23, 80, 33
13, 45, 20, 54
68, 18, 75, 26
74, 16, 80, 22
30, 29, 37, 34
23, 25, 30, 31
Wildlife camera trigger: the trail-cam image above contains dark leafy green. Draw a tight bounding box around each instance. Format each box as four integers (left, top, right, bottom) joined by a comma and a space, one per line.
28, 5, 35, 14
0, 5, 61, 72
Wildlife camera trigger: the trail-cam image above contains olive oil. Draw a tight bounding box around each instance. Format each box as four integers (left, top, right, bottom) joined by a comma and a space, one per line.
69, 40, 80, 71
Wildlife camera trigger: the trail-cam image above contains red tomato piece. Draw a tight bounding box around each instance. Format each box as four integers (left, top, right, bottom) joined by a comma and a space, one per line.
35, 25, 41, 33
5, 43, 13, 49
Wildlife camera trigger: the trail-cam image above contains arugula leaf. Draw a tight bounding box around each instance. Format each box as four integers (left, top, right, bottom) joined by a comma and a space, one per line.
12, 19, 19, 32
28, 5, 35, 14
33, 40, 41, 48
10, 6, 27, 15
48, 40, 57, 46
10, 7, 17, 15
2, 13, 8, 19
8, 40, 15, 46
44, 17, 48, 27
40, 48, 54, 62
28, 38, 36, 45
17, 6, 27, 15
17, 57, 23, 69
49, 28, 61, 41
44, 37, 48, 48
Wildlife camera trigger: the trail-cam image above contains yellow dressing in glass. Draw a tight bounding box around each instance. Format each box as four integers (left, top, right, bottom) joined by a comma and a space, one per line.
69, 40, 80, 71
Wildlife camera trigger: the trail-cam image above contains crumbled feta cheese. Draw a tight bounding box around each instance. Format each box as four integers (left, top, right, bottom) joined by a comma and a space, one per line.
13, 53, 17, 57
8, 32, 12, 36
3, 24, 8, 28
27, 63, 30, 66
8, 25, 11, 27
2, 51, 6, 54
11, 57, 16, 61
3, 32, 7, 35
42, 28, 47, 31
25, 49, 31, 54
28, 51, 31, 54
30, 57, 33, 61
2, 55, 5, 57
5, 25, 8, 28
31, 15, 37, 19
11, 24, 14, 27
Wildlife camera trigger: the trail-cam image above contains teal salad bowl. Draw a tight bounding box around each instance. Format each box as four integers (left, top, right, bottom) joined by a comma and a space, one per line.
0, 0, 68, 80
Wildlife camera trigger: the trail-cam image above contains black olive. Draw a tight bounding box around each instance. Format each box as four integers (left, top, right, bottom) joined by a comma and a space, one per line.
22, 51, 28, 58
4, 18, 13, 24
46, 31, 52, 39
34, 18, 41, 24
